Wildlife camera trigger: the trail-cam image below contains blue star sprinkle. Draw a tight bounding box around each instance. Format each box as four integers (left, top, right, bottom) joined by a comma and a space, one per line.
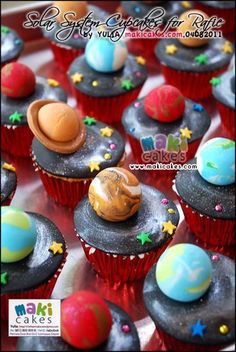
193, 103, 204, 112
191, 319, 207, 337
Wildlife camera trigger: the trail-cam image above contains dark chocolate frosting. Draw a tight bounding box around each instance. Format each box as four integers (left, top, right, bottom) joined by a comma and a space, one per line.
68, 55, 147, 97
1, 26, 24, 64
122, 97, 210, 142
1, 158, 16, 204
32, 120, 125, 179
198, 1, 235, 9
212, 70, 235, 110
143, 251, 235, 346
155, 38, 234, 73
121, 1, 193, 22
175, 159, 235, 219
42, 5, 109, 48
1, 76, 67, 126
74, 184, 179, 255
16, 301, 140, 351
1, 212, 66, 294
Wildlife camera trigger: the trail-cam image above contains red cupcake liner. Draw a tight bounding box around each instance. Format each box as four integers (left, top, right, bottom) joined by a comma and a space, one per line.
160, 64, 228, 100
73, 86, 143, 124
1, 255, 67, 320
1, 125, 33, 158
195, 2, 235, 34
77, 234, 170, 283
216, 101, 235, 140
49, 41, 84, 72
127, 37, 158, 59
178, 197, 235, 249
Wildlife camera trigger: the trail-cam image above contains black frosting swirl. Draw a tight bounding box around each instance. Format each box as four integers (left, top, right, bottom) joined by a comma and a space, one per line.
1, 27, 24, 64
212, 70, 235, 110
1, 158, 17, 204
198, 1, 235, 9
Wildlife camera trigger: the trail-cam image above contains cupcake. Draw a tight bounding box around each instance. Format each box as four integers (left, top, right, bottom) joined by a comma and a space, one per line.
1, 25, 24, 68
211, 70, 235, 140
1, 206, 67, 320
143, 243, 235, 351
1, 62, 67, 157
121, 1, 193, 58
17, 290, 140, 351
155, 10, 234, 100
122, 84, 211, 171
74, 167, 179, 283
174, 137, 235, 254
27, 100, 125, 208
1, 159, 17, 205
68, 36, 148, 124
195, 1, 235, 34
42, 1, 109, 71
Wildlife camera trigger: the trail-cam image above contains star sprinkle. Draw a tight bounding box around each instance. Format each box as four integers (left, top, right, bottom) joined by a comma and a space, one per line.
165, 44, 178, 55
47, 78, 60, 87
71, 72, 84, 83
136, 56, 146, 65
167, 208, 176, 214
104, 153, 112, 160
89, 161, 100, 172
209, 77, 221, 86
92, 80, 99, 87
162, 221, 176, 235
1, 272, 8, 285
121, 79, 134, 91
181, 1, 191, 8
193, 103, 204, 112
49, 241, 63, 255
9, 111, 23, 123
2, 162, 16, 172
191, 320, 207, 337
136, 232, 152, 245
83, 116, 96, 126
1, 26, 10, 34
195, 54, 208, 65
222, 41, 233, 54
180, 127, 192, 139
100, 127, 113, 137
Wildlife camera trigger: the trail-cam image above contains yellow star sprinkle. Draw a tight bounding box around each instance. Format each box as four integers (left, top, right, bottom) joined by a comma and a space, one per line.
49, 241, 63, 255
71, 72, 84, 83
89, 161, 100, 172
180, 127, 192, 139
181, 1, 191, 9
100, 127, 113, 137
136, 56, 146, 65
162, 221, 177, 235
47, 78, 60, 87
2, 162, 16, 172
222, 41, 233, 54
165, 44, 178, 55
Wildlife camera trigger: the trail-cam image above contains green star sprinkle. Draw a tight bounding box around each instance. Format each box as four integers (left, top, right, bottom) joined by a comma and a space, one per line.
209, 77, 221, 86
194, 54, 208, 65
1, 272, 8, 285
83, 116, 97, 126
1, 26, 10, 34
136, 232, 152, 245
121, 79, 134, 91
9, 111, 23, 123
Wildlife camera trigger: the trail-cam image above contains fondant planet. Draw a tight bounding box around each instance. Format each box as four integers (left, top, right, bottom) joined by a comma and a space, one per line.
156, 243, 212, 302
1, 206, 37, 263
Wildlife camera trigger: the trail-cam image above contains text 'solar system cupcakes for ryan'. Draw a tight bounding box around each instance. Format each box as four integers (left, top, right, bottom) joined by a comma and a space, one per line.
143, 243, 235, 351
68, 36, 147, 124
1, 25, 24, 68
1, 62, 67, 157
74, 167, 179, 283
1, 206, 67, 320
17, 291, 140, 351
1, 159, 17, 206
174, 137, 235, 256
155, 10, 234, 100
27, 100, 125, 208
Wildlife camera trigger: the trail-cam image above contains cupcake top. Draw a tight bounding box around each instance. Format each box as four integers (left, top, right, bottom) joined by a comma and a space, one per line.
1, 63, 67, 126
74, 167, 179, 256
1, 206, 66, 293
212, 70, 235, 110
1, 25, 24, 65
143, 243, 235, 346
28, 100, 125, 178
17, 292, 140, 351
175, 138, 235, 219
122, 85, 210, 143
68, 37, 147, 97
198, 1, 235, 9
1, 159, 16, 204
